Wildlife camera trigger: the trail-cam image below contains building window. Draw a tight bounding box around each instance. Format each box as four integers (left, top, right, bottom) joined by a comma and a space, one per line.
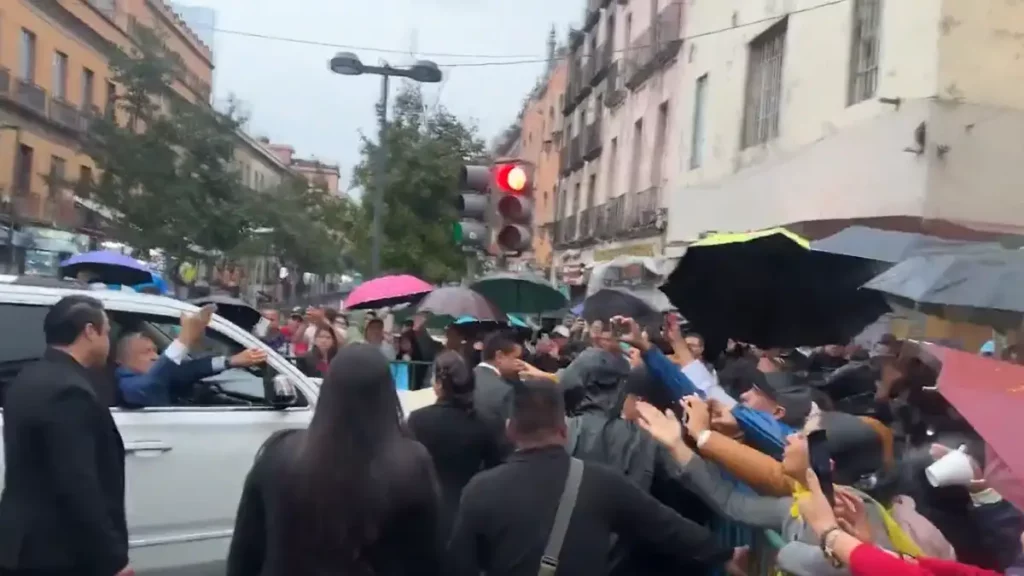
81, 68, 95, 109
52, 52, 69, 99
848, 0, 881, 105
690, 74, 708, 169
78, 165, 93, 194
105, 80, 116, 117
742, 18, 786, 148
15, 144, 33, 194
19, 29, 36, 82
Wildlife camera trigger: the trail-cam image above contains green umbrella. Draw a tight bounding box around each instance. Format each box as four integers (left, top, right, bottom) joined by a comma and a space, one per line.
470, 272, 568, 314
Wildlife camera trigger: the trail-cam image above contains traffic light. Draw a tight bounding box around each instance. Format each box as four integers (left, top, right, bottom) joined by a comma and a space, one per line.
454, 165, 490, 249
494, 161, 533, 253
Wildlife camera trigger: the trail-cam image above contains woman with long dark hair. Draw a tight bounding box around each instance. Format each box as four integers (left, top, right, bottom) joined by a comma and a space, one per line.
407, 351, 505, 542
227, 343, 441, 576
296, 323, 340, 378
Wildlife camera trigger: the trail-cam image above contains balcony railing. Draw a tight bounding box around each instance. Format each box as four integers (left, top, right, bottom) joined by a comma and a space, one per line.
563, 214, 577, 243
559, 143, 571, 175
578, 206, 595, 238
569, 134, 583, 170
49, 97, 83, 131
654, 2, 684, 63
0, 67, 11, 99
583, 48, 596, 87
604, 61, 626, 108
574, 53, 593, 104
15, 79, 47, 116
624, 186, 662, 231
583, 0, 601, 31
591, 41, 613, 86
625, 27, 657, 89
584, 117, 603, 161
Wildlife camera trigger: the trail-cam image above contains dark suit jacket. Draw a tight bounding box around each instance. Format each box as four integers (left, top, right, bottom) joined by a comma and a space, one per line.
0, 348, 128, 576
408, 401, 507, 541
471, 364, 515, 431
116, 354, 221, 406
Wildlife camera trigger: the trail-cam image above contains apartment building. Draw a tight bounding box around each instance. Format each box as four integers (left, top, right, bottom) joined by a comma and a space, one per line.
0, 0, 213, 272
265, 142, 344, 196
552, 0, 684, 290
667, 0, 1024, 248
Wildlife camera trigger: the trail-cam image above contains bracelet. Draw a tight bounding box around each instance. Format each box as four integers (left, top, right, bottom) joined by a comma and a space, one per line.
819, 526, 845, 568
818, 525, 842, 551
695, 429, 712, 448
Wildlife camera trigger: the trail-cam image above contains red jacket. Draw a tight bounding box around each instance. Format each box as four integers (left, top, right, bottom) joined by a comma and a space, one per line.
851, 544, 1002, 576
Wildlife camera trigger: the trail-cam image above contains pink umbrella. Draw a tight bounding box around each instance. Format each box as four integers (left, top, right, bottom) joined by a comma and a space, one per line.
344, 275, 434, 310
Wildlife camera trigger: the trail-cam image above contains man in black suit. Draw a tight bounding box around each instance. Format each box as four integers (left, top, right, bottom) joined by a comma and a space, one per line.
0, 295, 132, 576
471, 332, 524, 430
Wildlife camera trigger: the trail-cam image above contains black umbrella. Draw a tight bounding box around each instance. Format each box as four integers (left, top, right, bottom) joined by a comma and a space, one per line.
580, 288, 666, 326
862, 247, 1024, 330
416, 286, 504, 322
190, 294, 262, 332
470, 272, 567, 314
661, 228, 889, 352
811, 226, 998, 264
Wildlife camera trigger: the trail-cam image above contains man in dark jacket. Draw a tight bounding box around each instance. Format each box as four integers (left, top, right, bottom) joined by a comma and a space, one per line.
0, 295, 132, 576
448, 380, 745, 576
472, 331, 524, 430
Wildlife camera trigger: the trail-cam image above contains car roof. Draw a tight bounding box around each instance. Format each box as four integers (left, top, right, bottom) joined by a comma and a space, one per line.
0, 275, 201, 316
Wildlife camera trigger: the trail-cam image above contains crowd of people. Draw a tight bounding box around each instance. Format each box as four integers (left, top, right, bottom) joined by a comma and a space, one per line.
238, 303, 1024, 575
2, 291, 1023, 576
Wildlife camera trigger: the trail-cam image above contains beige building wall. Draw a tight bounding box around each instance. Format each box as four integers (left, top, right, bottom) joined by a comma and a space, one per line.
666, 0, 1024, 244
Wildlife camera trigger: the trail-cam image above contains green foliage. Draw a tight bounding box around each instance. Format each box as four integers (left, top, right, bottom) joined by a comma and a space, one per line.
349, 84, 487, 283
77, 24, 350, 276
80, 25, 253, 260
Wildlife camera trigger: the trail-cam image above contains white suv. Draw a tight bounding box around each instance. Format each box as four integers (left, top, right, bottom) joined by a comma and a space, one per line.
0, 277, 317, 575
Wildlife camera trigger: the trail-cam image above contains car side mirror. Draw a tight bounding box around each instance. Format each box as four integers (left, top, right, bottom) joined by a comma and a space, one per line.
263, 369, 298, 409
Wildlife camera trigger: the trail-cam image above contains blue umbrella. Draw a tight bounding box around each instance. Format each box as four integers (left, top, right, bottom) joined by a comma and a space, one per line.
570, 302, 584, 316
60, 251, 154, 286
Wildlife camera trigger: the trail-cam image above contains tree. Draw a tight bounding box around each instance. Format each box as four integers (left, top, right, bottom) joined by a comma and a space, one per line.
79, 25, 254, 261
349, 84, 487, 282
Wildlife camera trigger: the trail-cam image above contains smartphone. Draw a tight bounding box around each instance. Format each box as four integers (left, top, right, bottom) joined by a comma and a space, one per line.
807, 429, 835, 507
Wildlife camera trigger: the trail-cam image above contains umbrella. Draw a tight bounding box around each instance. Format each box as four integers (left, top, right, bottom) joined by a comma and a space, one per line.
580, 288, 664, 325
661, 228, 889, 352
470, 272, 567, 314
932, 345, 1024, 509
861, 247, 1024, 329
811, 226, 996, 264
59, 251, 154, 286
343, 274, 433, 310
416, 286, 504, 322
190, 294, 262, 332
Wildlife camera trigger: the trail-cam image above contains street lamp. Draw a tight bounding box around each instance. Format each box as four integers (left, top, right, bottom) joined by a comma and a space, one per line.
328, 52, 442, 278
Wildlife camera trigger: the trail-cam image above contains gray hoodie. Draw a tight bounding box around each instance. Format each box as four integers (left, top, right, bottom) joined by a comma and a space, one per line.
680, 455, 897, 576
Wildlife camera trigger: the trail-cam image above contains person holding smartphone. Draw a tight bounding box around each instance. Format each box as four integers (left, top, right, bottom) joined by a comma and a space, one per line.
633, 396, 916, 576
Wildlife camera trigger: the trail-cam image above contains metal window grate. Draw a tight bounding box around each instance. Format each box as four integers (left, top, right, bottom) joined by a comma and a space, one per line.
848, 0, 882, 105
742, 19, 787, 148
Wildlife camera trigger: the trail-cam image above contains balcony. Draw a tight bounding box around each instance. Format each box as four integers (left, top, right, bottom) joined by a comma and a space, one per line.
603, 61, 626, 108
591, 41, 612, 87
14, 79, 47, 117
593, 204, 609, 238
583, 0, 601, 31
605, 195, 626, 237
559, 143, 571, 176
574, 54, 592, 105
583, 48, 596, 88
0, 67, 11, 99
569, 134, 583, 171
653, 2, 684, 64
623, 186, 664, 232
625, 27, 657, 90
49, 98, 83, 131
578, 206, 595, 239
584, 117, 603, 161
563, 214, 578, 244
600, 0, 613, 7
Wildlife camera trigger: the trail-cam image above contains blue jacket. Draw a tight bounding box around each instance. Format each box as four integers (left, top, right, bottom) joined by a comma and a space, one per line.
117, 355, 223, 406
641, 347, 795, 458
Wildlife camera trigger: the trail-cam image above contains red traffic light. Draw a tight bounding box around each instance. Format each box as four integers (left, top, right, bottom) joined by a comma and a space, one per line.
493, 162, 530, 194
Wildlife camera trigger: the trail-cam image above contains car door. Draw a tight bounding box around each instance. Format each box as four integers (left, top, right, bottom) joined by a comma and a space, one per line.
112, 313, 314, 575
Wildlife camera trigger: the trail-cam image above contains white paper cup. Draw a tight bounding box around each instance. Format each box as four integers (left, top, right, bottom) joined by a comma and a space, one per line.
925, 445, 975, 487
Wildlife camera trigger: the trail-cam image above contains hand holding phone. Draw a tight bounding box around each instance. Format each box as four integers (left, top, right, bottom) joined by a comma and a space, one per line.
807, 429, 835, 508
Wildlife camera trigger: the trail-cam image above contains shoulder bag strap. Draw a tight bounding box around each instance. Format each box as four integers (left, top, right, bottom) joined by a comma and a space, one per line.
538, 457, 585, 576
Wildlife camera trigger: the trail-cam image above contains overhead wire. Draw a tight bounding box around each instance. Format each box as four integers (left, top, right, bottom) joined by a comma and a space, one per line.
202, 0, 849, 68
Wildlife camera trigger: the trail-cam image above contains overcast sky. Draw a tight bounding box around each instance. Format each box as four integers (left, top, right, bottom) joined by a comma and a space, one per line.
178, 0, 580, 197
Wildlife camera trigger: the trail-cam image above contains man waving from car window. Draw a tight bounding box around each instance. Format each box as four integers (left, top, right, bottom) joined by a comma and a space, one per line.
116, 304, 267, 407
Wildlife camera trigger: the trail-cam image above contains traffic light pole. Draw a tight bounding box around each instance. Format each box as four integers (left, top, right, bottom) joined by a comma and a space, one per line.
371, 73, 390, 278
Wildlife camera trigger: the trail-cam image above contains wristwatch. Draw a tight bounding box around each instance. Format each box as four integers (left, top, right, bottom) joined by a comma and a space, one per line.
695, 429, 712, 448
820, 526, 844, 568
